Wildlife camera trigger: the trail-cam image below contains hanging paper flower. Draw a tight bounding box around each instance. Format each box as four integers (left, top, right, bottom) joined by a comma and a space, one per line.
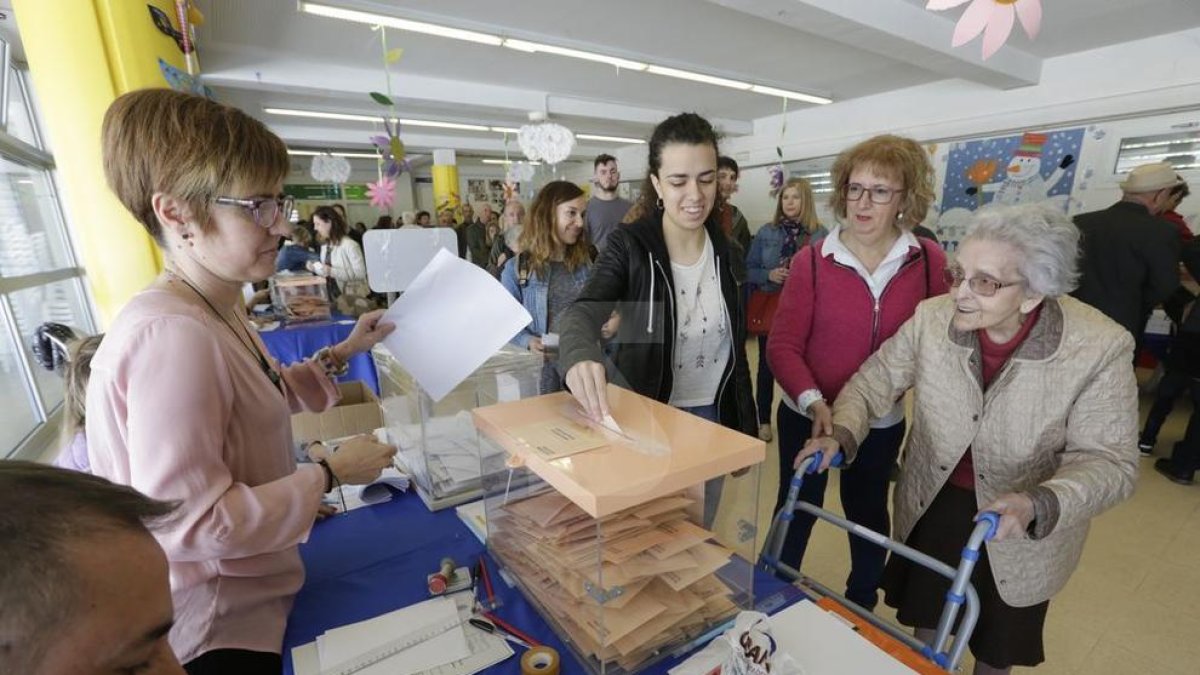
367, 176, 396, 211
370, 118, 409, 177
927, 0, 1042, 60
768, 165, 785, 199
518, 122, 575, 165
310, 153, 351, 184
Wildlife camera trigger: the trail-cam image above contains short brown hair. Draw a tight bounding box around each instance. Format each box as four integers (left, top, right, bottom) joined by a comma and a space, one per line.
829, 134, 934, 228
0, 462, 177, 672
101, 88, 290, 243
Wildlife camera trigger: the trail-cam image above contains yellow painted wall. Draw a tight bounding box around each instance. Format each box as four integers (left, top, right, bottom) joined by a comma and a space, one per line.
13, 0, 194, 325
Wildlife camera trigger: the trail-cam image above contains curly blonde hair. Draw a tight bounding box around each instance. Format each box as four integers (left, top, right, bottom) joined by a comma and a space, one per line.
829, 134, 934, 228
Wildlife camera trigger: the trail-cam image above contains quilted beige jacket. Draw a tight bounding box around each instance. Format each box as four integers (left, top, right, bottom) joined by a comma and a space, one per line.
830, 295, 1138, 607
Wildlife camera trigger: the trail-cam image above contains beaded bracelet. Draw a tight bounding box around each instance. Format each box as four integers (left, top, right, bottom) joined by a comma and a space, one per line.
313, 346, 350, 378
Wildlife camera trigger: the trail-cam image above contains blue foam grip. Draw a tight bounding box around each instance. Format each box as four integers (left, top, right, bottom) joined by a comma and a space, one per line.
934, 652, 951, 668
790, 476, 804, 489
961, 547, 979, 562
976, 511, 1001, 541
945, 590, 965, 605
780, 511, 795, 522
804, 450, 846, 474
920, 645, 935, 660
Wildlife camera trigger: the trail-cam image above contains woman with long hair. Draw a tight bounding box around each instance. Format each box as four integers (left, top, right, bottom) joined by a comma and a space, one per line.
766, 135, 948, 610
559, 112, 756, 527
745, 177, 828, 442
500, 181, 592, 393
307, 205, 369, 300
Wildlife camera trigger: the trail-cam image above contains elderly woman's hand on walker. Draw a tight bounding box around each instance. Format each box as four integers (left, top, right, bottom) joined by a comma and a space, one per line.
795, 435, 842, 473
977, 492, 1035, 542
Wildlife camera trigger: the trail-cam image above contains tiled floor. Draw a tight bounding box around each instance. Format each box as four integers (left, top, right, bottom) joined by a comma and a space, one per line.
723, 342, 1200, 673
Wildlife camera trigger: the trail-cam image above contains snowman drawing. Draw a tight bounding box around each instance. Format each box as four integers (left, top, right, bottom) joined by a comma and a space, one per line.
967, 132, 1075, 208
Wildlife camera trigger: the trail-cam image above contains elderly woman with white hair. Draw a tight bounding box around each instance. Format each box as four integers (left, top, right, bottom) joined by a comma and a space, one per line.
799, 203, 1138, 674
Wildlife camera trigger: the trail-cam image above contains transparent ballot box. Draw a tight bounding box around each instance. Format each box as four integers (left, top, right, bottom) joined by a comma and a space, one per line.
269, 272, 331, 322
472, 385, 765, 674
372, 345, 542, 510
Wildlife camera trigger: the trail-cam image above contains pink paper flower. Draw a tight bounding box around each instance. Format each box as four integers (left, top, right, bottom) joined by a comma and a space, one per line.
367, 176, 396, 211
927, 0, 1042, 60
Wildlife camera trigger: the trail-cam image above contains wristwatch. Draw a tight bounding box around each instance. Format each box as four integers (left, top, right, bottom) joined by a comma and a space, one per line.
314, 346, 350, 377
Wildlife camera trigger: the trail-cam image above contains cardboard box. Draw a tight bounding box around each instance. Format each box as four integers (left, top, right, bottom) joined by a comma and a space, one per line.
291, 381, 383, 443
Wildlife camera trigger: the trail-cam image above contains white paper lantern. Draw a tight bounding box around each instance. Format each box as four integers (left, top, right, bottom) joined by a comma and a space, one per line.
310, 153, 352, 184
517, 122, 575, 165
506, 161, 536, 184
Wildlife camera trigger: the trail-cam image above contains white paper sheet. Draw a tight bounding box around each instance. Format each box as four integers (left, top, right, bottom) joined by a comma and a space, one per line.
768, 601, 918, 675
317, 596, 469, 675
379, 249, 532, 402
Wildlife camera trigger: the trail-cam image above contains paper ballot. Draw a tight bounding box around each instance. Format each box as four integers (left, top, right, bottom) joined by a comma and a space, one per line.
379, 249, 532, 402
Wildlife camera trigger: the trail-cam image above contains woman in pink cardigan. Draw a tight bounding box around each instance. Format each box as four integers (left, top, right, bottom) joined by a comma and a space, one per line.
86, 89, 396, 674
766, 135, 948, 611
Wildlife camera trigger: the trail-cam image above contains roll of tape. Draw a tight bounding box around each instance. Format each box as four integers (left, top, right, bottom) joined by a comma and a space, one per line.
520, 646, 560, 675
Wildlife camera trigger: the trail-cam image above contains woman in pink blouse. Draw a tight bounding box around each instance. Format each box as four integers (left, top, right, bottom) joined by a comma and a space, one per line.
87, 89, 396, 674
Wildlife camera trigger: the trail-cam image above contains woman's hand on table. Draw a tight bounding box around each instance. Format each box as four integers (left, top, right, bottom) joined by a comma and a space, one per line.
795, 436, 841, 473
336, 309, 395, 360
978, 493, 1035, 541
327, 434, 395, 485
316, 503, 339, 520
565, 360, 609, 421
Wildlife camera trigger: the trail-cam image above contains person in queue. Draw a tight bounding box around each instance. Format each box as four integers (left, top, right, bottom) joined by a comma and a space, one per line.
91, 88, 396, 674
745, 176, 828, 442
558, 112, 756, 528
501, 181, 595, 393
766, 134, 947, 610
800, 204, 1138, 674
307, 205, 369, 300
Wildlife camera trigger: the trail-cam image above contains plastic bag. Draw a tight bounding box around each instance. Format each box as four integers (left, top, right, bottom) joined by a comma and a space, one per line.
669, 611, 804, 675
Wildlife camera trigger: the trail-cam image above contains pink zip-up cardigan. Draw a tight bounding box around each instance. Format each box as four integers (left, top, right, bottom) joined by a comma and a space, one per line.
86, 289, 341, 663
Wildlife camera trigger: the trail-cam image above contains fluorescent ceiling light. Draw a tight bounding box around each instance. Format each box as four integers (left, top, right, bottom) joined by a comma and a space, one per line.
748, 85, 832, 106
299, 4, 830, 105
576, 133, 646, 144
400, 119, 490, 132
481, 158, 541, 166
645, 65, 752, 91
266, 107, 379, 123
502, 39, 647, 71
490, 127, 522, 134
299, 2, 502, 45
288, 149, 380, 159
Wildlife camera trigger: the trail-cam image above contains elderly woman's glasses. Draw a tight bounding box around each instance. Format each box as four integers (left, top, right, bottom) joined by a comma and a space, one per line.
943, 266, 1022, 297
214, 195, 295, 229
845, 183, 904, 205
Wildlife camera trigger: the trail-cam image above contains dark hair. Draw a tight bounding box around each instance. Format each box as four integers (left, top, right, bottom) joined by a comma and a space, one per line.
593, 154, 617, 170
374, 215, 394, 229
416, 210, 431, 220
291, 226, 313, 247
717, 155, 740, 177
519, 181, 590, 275
0, 462, 177, 671
647, 112, 720, 178
312, 205, 348, 244
1171, 177, 1191, 200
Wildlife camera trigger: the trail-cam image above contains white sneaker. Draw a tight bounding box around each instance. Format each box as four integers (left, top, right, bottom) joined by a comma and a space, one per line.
758, 423, 773, 442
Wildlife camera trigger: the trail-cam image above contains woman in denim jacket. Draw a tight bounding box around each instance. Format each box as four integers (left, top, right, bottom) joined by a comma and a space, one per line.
745, 177, 827, 441
501, 181, 597, 393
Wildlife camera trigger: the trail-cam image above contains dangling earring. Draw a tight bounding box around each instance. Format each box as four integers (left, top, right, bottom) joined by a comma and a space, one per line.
655, 197, 664, 210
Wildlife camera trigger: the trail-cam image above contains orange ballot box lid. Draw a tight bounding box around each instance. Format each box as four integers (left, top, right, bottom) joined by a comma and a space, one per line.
471, 385, 765, 519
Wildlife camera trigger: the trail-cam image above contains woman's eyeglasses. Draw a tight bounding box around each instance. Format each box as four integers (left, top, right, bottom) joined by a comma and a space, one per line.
844, 183, 904, 205
943, 266, 1022, 297
214, 195, 295, 229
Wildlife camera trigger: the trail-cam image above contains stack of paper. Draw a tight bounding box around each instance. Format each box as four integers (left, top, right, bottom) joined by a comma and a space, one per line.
455, 500, 488, 544
331, 466, 411, 512
390, 410, 503, 498
489, 489, 739, 671
292, 595, 513, 675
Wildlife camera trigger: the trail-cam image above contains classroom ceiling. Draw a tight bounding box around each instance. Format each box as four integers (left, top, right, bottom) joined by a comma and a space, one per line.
192, 0, 1200, 164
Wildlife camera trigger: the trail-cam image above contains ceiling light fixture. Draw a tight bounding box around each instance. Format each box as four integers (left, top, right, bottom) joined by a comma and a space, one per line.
297, 2, 830, 104
299, 1, 502, 45
288, 149, 380, 159
481, 158, 541, 166
266, 107, 493, 132
489, 126, 523, 134
502, 39, 647, 71
576, 133, 646, 144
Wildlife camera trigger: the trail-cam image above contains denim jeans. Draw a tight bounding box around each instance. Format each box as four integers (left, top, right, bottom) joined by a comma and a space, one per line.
680, 403, 723, 528
775, 402, 905, 610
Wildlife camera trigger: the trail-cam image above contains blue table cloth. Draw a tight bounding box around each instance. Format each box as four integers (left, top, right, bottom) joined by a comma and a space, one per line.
283, 491, 805, 674
259, 315, 380, 395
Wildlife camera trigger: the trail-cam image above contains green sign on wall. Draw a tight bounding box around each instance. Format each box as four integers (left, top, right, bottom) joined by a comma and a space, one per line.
285, 184, 370, 201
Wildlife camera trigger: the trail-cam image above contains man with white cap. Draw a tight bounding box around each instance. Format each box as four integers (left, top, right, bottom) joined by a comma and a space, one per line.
1072, 161, 1182, 347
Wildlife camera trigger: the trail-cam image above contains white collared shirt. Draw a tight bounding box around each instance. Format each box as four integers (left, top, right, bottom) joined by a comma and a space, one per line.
821, 225, 920, 300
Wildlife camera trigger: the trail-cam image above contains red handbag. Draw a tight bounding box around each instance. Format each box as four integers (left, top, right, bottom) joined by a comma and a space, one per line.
746, 290, 781, 335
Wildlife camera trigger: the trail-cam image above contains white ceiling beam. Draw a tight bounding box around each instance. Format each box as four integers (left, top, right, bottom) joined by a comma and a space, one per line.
708, 0, 1042, 89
